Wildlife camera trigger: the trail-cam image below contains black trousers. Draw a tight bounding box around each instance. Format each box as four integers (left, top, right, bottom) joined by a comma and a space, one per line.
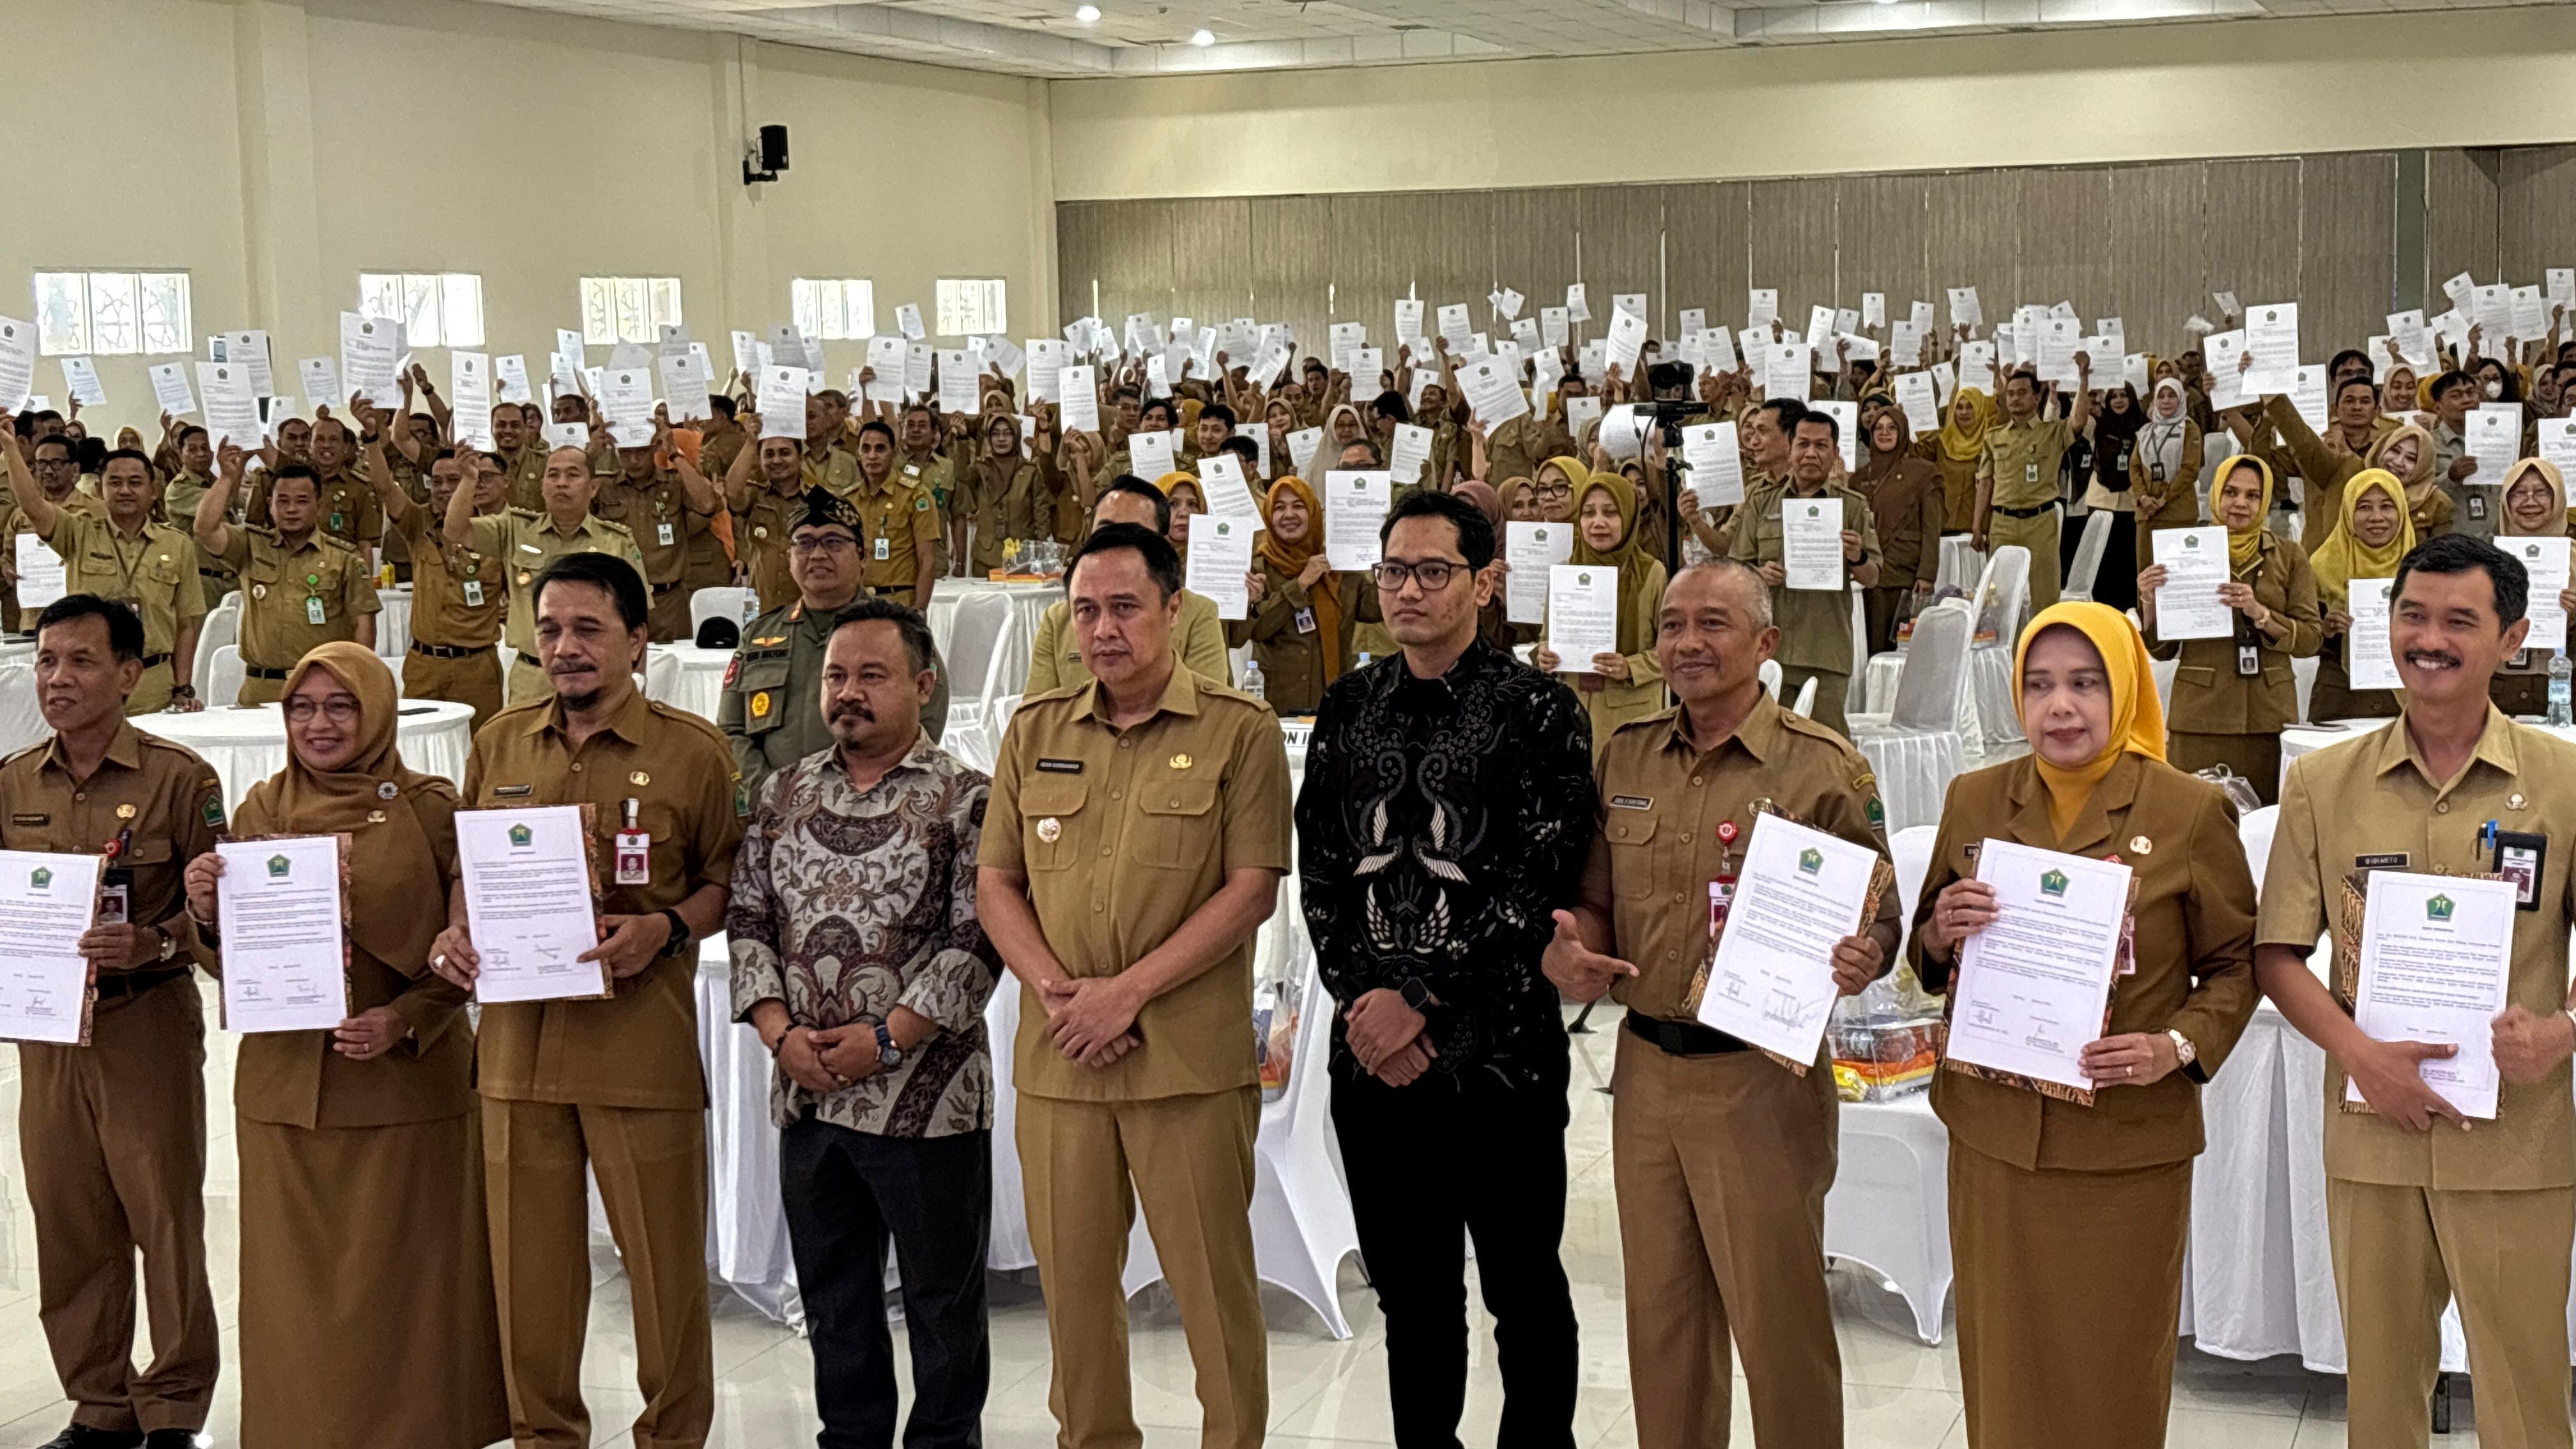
1331, 1070, 1579, 1449
779, 1113, 992, 1449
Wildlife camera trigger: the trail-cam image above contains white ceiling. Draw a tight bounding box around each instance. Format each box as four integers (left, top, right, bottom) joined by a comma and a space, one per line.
482, 0, 2554, 78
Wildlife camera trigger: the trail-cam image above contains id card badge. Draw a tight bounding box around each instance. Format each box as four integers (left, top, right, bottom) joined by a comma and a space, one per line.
1293, 606, 1317, 634
2495, 829, 2547, 910
657, 522, 675, 547
305, 595, 326, 625
2237, 643, 2262, 677
874, 537, 891, 561
615, 831, 651, 885
2469, 491, 2489, 521
98, 868, 132, 927
463, 579, 484, 608
2024, 462, 2040, 484
1707, 877, 1736, 938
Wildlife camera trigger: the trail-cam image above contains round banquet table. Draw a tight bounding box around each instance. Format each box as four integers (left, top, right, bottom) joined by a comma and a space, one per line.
374, 586, 413, 659
649, 643, 732, 722
134, 699, 475, 811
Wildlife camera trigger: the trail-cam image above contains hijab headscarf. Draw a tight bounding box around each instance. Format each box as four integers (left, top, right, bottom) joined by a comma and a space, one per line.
1255, 476, 1342, 678
1856, 408, 1915, 486
2012, 604, 2168, 840
2138, 378, 2191, 486
1452, 480, 1502, 530
1938, 387, 1997, 465
1324, 402, 1369, 447
2306, 469, 2415, 612
233, 643, 447, 972
2368, 422, 2441, 507
2211, 454, 2275, 569
1567, 466, 1655, 654
2499, 457, 2570, 539
1496, 475, 1536, 521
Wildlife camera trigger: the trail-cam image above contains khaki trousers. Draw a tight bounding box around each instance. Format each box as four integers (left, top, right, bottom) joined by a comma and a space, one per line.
1018, 1088, 1267, 1449
237, 668, 288, 705
2327, 1177, 2575, 1449
403, 643, 506, 733
1611, 1030, 1842, 1449
20, 974, 219, 1434
482, 1098, 713, 1449
1988, 507, 2062, 611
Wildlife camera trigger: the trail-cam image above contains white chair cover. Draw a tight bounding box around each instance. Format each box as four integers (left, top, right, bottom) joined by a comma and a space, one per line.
204, 645, 245, 709
1823, 1094, 1954, 1346
193, 597, 240, 698
0, 663, 42, 756
690, 586, 758, 635
1790, 675, 1818, 718
2062, 510, 2115, 602
1759, 658, 1783, 700
2238, 805, 2279, 893
1849, 586, 1868, 680
642, 648, 681, 703
1861, 650, 1905, 714
1934, 535, 1985, 595
1847, 601, 1973, 834
937, 592, 1029, 773
1890, 824, 1937, 961
1967, 547, 2033, 756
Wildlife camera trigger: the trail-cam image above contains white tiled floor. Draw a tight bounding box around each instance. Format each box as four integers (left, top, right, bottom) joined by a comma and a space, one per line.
0, 994, 2491, 1447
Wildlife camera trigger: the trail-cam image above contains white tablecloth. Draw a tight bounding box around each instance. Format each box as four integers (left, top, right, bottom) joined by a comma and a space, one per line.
134, 700, 475, 809
375, 587, 412, 659
650, 643, 732, 722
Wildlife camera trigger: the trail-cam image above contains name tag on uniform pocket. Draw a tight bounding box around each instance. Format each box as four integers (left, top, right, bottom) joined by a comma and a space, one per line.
1036, 758, 1085, 774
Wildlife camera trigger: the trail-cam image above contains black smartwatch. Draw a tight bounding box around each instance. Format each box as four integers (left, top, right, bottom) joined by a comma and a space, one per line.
656, 907, 692, 959
1399, 977, 1434, 1013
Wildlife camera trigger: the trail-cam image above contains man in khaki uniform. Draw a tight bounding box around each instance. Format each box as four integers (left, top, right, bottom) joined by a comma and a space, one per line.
1681, 396, 1795, 560
898, 401, 962, 574
1974, 360, 2094, 612
979, 522, 1289, 1449
364, 438, 509, 729
724, 427, 806, 613
248, 413, 381, 555
592, 422, 721, 643
1546, 558, 1899, 1449
192, 452, 379, 705
3, 433, 109, 631
429, 552, 742, 1449
1729, 410, 1882, 736
847, 418, 942, 608
2259, 534, 2576, 1449
449, 445, 646, 706
6, 594, 228, 1449
159, 426, 235, 611
3, 433, 207, 714
491, 401, 551, 513
1023, 480, 1234, 695
802, 395, 861, 498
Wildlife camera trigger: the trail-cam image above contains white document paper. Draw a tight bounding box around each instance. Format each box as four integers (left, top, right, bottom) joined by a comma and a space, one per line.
1805, 305, 1837, 356
2290, 365, 2331, 433
1540, 306, 1570, 349
1280, 427, 1319, 477
1457, 355, 1529, 429
2152, 527, 2234, 641
2214, 289, 2244, 318
1505, 521, 1572, 625
2345, 578, 2402, 692
2465, 404, 2523, 489
1943, 840, 2131, 1091
0, 316, 34, 414
57, 356, 105, 408
1565, 284, 1592, 325
150, 362, 196, 416
1606, 310, 1648, 377
1436, 303, 1473, 352
2542, 418, 2576, 477
1694, 814, 1881, 1064
2552, 269, 2576, 306
1895, 372, 1940, 438
1814, 400, 1860, 474
1782, 496, 1844, 591
495, 355, 532, 404
2242, 303, 2299, 395
2202, 330, 2250, 411
1388, 423, 1434, 483
894, 303, 925, 342
1678, 307, 1706, 338
1957, 341, 1997, 394
653, 352, 709, 424
1393, 299, 1424, 345
2347, 872, 2515, 1119
1683, 422, 1746, 508
1322, 470, 1392, 572
1546, 564, 1619, 667
1186, 516, 1254, 621
0, 849, 102, 1045
2510, 536, 2570, 652
197, 362, 260, 455
13, 535, 65, 614
597, 367, 656, 447
1889, 322, 1924, 367
340, 312, 401, 408
216, 836, 348, 1034
1195, 454, 1261, 525
457, 806, 605, 1005
224, 331, 275, 398
1023, 339, 1066, 402
445, 353, 494, 447
1131, 429, 1176, 480
1059, 364, 1100, 433
1764, 344, 1814, 401
1861, 293, 1887, 329
1947, 287, 1982, 328
756, 365, 809, 440
1747, 289, 1779, 328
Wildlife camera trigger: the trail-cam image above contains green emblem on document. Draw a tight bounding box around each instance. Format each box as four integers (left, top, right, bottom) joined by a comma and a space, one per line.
1578, 571, 1592, 585
2182, 535, 2200, 551
267, 854, 291, 878
1798, 848, 1824, 877
28, 867, 50, 889
2427, 894, 2456, 922
2039, 869, 2069, 898
509, 824, 533, 848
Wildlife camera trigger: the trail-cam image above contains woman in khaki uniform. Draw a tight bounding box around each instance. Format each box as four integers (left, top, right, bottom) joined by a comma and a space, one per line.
1853, 406, 1945, 652
2129, 378, 2204, 542
183, 642, 507, 1448
2136, 455, 2322, 805
1232, 476, 1356, 713
1529, 462, 1665, 753
1912, 602, 2260, 1449
1916, 386, 1995, 535
2304, 468, 2414, 722
2489, 458, 2576, 715
962, 406, 1059, 576
2370, 422, 2455, 540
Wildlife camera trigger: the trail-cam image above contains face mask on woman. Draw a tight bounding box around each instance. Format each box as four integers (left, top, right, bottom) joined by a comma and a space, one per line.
2485, 379, 2506, 399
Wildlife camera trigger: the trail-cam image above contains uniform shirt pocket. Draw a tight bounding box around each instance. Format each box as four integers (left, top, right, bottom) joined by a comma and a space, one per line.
1605, 813, 1661, 899
1130, 775, 1219, 871
1019, 776, 1090, 872
733, 655, 793, 737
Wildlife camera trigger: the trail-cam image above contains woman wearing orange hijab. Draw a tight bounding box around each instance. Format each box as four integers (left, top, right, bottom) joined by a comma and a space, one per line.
1235, 475, 1360, 712
1912, 603, 2259, 1449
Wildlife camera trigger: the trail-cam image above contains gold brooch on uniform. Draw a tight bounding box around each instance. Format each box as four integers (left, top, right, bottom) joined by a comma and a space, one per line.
1169, 753, 1193, 770
749, 691, 772, 719
631, 771, 650, 786
367, 809, 387, 824
2130, 836, 2153, 855
251, 584, 267, 599
1038, 818, 1062, 843
377, 781, 399, 799
2510, 792, 2528, 810
115, 803, 137, 820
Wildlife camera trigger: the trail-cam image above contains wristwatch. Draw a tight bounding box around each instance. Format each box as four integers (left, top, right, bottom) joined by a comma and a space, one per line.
2165, 1028, 2198, 1069
1399, 977, 1434, 1013
169, 684, 195, 700
157, 925, 179, 963
656, 907, 692, 959
873, 1021, 903, 1071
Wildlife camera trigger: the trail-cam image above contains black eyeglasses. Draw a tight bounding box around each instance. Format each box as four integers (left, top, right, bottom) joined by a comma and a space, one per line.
1373, 560, 1464, 591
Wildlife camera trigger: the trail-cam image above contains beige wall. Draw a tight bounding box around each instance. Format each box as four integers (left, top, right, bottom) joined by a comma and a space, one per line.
1, 0, 1055, 433
1050, 8, 2576, 202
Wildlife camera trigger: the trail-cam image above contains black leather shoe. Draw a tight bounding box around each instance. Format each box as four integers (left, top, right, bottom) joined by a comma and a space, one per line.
141, 1433, 202, 1449
39, 1427, 144, 1449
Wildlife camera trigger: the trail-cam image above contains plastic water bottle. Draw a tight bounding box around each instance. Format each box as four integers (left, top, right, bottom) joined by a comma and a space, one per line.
2549, 650, 2572, 728
1241, 658, 1266, 702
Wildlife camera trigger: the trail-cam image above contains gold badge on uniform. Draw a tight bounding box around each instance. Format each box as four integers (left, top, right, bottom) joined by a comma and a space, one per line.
1169, 753, 1193, 770
115, 804, 137, 820
631, 771, 650, 786
2130, 836, 2153, 855
749, 692, 772, 719
252, 583, 267, 599
1038, 818, 1062, 843
2510, 792, 2528, 810
367, 809, 387, 824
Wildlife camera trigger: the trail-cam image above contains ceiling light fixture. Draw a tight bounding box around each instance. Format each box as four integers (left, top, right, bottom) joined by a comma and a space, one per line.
1075, 4, 1100, 20
1190, 27, 1215, 45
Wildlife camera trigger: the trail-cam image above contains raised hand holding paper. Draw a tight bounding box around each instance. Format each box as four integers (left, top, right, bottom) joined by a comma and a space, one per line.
1683, 422, 1745, 507
1505, 521, 1572, 625
2347, 578, 2402, 691
1186, 516, 1254, 621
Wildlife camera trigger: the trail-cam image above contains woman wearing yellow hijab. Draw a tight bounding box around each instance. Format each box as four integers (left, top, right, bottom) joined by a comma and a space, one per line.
1917, 387, 1997, 535
2366, 421, 2455, 539
1912, 603, 2260, 1449
2305, 468, 2416, 721
1233, 475, 1360, 713
2135, 455, 2322, 804
2490, 458, 2576, 715
1529, 463, 1666, 752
